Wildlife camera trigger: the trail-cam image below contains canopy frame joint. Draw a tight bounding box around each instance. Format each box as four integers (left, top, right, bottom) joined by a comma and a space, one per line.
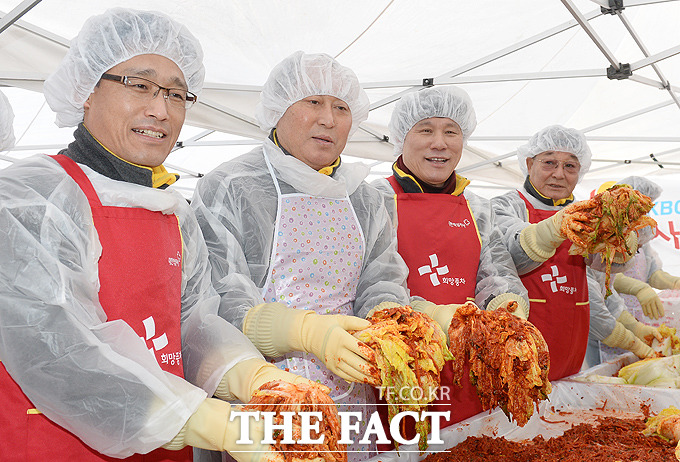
601, 0, 624, 15
607, 63, 632, 80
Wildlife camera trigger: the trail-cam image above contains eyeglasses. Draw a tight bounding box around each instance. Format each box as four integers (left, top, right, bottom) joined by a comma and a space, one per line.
100, 73, 197, 109
534, 157, 581, 174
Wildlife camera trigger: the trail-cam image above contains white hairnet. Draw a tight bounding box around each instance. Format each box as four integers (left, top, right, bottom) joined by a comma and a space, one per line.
44, 8, 205, 128
255, 51, 370, 137
0, 91, 15, 151
517, 125, 592, 181
617, 176, 663, 201
388, 86, 477, 156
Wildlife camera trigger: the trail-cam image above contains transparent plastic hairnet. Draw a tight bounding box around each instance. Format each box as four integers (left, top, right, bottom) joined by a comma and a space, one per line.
255, 51, 370, 137
388, 86, 477, 156
0, 90, 15, 151
517, 125, 592, 181
617, 176, 663, 201
44, 8, 205, 128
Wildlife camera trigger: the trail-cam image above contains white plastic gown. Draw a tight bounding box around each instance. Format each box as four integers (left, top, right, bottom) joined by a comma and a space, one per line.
630, 242, 664, 282
585, 267, 628, 366
587, 267, 622, 339
491, 187, 619, 348
0, 154, 262, 458
371, 177, 529, 309
191, 139, 411, 329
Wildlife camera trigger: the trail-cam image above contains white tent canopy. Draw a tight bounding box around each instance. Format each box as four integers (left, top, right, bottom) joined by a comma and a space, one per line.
1, 0, 680, 199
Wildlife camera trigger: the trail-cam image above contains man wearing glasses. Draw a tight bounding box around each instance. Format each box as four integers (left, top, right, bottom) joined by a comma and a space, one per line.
0, 8, 310, 462
491, 125, 656, 381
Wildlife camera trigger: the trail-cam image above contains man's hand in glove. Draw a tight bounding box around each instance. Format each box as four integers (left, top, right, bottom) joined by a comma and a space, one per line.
366, 300, 402, 318
617, 310, 663, 345
410, 299, 464, 340
486, 293, 530, 320
602, 322, 656, 359
215, 358, 330, 403
519, 209, 566, 263
297, 313, 379, 385
243, 303, 378, 386
163, 398, 281, 462
613, 273, 664, 319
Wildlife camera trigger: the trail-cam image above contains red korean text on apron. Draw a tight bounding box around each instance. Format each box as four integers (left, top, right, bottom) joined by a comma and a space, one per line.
0, 155, 190, 461
376, 176, 483, 451
519, 191, 590, 381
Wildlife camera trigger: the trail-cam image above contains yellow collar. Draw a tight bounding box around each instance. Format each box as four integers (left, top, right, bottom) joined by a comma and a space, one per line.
86, 126, 178, 188
393, 162, 469, 195
528, 177, 573, 206
271, 128, 341, 176
318, 157, 341, 176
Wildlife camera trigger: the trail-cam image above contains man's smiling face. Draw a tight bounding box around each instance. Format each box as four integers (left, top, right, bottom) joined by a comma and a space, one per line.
83, 54, 187, 167
527, 150, 581, 200
402, 117, 464, 187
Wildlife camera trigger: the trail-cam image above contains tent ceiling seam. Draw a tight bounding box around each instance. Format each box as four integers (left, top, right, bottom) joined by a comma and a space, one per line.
11, 16, 69, 47
334, 0, 394, 60
435, 9, 602, 80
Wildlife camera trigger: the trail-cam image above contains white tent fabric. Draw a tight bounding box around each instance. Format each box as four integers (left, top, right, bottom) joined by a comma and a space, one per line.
1, 0, 680, 199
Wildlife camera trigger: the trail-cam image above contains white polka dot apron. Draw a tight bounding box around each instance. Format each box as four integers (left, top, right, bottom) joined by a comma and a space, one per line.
262, 152, 377, 461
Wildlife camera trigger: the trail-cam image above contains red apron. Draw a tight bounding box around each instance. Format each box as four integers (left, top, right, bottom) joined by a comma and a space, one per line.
377, 177, 483, 450
0, 154, 191, 461
519, 191, 590, 381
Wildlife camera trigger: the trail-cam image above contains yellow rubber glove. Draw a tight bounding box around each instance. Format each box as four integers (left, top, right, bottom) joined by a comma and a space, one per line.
519, 209, 566, 263
649, 270, 680, 290
163, 398, 280, 462
243, 303, 377, 385
612, 232, 638, 264
617, 310, 663, 344
486, 293, 530, 320
602, 322, 656, 359
410, 299, 464, 341
613, 273, 664, 319
366, 300, 402, 318
215, 358, 330, 403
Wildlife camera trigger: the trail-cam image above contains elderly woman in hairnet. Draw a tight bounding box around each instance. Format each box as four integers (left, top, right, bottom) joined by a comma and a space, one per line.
586, 177, 665, 365
0, 90, 15, 151
607, 176, 680, 321
491, 125, 655, 380
192, 51, 415, 460
371, 86, 529, 428
0, 9, 314, 462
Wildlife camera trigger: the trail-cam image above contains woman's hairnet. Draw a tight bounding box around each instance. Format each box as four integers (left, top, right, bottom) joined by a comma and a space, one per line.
517, 125, 592, 181
43, 8, 205, 128
255, 51, 370, 137
0, 91, 15, 151
617, 176, 663, 201
388, 86, 477, 156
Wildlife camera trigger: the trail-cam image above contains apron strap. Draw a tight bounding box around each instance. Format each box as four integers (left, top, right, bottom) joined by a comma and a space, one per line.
262, 148, 283, 197
49, 154, 103, 208
387, 175, 404, 193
